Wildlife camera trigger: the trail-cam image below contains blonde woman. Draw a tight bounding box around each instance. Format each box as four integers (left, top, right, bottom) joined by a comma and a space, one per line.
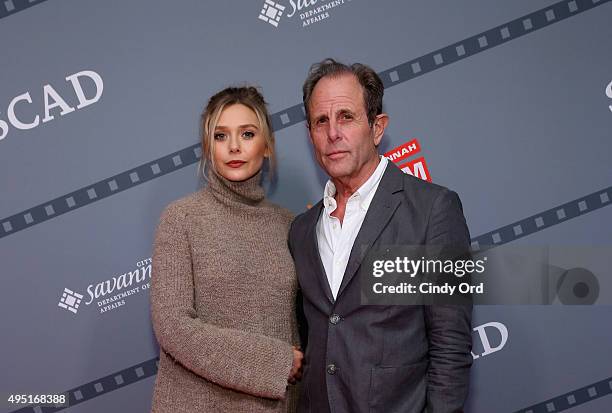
150, 86, 302, 412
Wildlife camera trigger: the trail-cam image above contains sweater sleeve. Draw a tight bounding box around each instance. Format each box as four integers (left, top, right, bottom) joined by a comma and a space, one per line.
150, 202, 294, 400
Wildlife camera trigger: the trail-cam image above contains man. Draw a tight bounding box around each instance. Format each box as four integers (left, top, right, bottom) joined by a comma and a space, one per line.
288, 59, 473, 413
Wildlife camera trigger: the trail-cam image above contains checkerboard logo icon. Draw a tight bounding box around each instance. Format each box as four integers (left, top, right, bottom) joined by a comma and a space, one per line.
58, 288, 84, 314
258, 0, 285, 27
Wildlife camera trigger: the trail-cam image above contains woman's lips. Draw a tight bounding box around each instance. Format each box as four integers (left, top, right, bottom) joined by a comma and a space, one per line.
226, 160, 246, 168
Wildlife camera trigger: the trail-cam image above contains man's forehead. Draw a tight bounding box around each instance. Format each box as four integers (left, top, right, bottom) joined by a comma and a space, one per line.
313, 74, 361, 95
310, 74, 364, 112
311, 97, 358, 112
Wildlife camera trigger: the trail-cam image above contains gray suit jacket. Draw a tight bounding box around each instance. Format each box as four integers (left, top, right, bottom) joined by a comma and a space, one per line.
288, 162, 473, 413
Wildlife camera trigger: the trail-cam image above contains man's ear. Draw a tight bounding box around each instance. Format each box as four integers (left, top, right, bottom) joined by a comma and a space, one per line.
372, 114, 389, 146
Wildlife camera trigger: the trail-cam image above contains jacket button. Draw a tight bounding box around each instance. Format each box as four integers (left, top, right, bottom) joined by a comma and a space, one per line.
329, 314, 341, 325
326, 363, 338, 375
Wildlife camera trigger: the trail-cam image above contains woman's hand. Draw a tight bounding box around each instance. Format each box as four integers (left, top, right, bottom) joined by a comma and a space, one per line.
288, 346, 304, 384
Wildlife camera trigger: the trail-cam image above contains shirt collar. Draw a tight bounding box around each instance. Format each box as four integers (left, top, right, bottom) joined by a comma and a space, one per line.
322, 156, 388, 214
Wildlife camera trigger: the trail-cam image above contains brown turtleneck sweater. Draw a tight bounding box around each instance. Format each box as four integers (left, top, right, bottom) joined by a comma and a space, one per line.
150, 169, 299, 412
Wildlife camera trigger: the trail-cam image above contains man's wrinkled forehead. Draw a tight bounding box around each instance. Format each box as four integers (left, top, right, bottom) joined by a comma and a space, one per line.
309, 73, 366, 116
310, 96, 358, 117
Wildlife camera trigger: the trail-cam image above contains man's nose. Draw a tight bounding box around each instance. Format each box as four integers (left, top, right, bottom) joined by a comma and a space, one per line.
327, 120, 341, 142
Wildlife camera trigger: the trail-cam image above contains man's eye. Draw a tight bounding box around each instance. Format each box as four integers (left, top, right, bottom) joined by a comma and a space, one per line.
213, 133, 226, 140
243, 131, 255, 138
316, 118, 327, 125
341, 113, 353, 120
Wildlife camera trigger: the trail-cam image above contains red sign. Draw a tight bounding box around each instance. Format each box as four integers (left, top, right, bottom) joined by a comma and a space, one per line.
383, 138, 421, 163
398, 157, 431, 182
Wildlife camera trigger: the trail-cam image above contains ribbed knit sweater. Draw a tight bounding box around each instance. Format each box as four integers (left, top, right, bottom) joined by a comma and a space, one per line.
150, 169, 299, 412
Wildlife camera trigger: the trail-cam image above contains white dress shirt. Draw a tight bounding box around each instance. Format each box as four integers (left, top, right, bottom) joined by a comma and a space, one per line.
316, 156, 388, 299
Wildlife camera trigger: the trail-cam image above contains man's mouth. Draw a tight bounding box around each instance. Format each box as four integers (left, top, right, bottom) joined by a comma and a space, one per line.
326, 151, 348, 160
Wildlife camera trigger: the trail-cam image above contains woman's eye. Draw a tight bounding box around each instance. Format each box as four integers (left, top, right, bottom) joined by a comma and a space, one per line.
213, 133, 226, 140
243, 131, 255, 139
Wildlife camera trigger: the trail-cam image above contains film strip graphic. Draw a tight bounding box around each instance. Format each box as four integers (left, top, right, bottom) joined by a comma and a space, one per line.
0, 145, 201, 238
10, 358, 159, 413
471, 187, 612, 251
1, 0, 610, 240
0, 0, 50, 20
514, 376, 612, 413
7, 362, 612, 413
8, 187, 612, 413
378, 0, 612, 89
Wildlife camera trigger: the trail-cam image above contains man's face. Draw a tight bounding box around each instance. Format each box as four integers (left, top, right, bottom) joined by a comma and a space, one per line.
308, 74, 382, 181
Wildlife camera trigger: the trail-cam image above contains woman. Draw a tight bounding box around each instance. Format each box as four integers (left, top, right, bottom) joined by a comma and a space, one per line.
150, 86, 302, 412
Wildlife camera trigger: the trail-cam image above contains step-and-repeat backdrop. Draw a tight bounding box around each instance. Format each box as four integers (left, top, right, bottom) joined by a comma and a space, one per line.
1, 1, 611, 412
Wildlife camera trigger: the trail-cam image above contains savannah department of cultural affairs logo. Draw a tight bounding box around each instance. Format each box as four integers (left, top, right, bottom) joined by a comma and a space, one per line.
258, 0, 285, 27
58, 288, 84, 314
258, 0, 353, 29
57, 258, 152, 316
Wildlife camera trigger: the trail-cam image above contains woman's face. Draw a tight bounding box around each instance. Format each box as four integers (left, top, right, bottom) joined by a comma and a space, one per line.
212, 103, 269, 182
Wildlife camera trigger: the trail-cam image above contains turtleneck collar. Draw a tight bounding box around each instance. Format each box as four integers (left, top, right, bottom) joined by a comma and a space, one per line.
206, 168, 265, 206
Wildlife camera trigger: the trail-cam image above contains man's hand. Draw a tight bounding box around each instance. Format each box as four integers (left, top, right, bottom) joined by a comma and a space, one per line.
288, 346, 304, 384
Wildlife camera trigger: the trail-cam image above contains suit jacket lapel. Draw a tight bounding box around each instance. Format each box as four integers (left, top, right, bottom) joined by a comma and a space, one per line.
336, 163, 404, 300
304, 201, 335, 304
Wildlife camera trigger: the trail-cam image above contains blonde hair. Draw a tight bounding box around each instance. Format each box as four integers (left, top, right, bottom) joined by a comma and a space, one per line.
200, 86, 276, 179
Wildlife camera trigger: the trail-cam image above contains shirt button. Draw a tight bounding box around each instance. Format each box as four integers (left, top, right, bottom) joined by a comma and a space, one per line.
329, 314, 341, 325
326, 363, 338, 375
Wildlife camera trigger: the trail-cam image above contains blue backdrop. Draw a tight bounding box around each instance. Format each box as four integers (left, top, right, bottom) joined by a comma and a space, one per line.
1, 1, 611, 412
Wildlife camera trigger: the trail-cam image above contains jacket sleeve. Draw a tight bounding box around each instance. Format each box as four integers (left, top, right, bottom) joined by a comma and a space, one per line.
423, 189, 473, 413
150, 203, 294, 400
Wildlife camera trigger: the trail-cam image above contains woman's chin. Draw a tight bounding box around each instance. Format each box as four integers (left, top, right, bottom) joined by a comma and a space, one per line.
218, 167, 260, 182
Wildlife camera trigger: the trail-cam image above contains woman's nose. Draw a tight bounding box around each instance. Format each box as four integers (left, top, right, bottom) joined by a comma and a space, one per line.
229, 135, 240, 152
